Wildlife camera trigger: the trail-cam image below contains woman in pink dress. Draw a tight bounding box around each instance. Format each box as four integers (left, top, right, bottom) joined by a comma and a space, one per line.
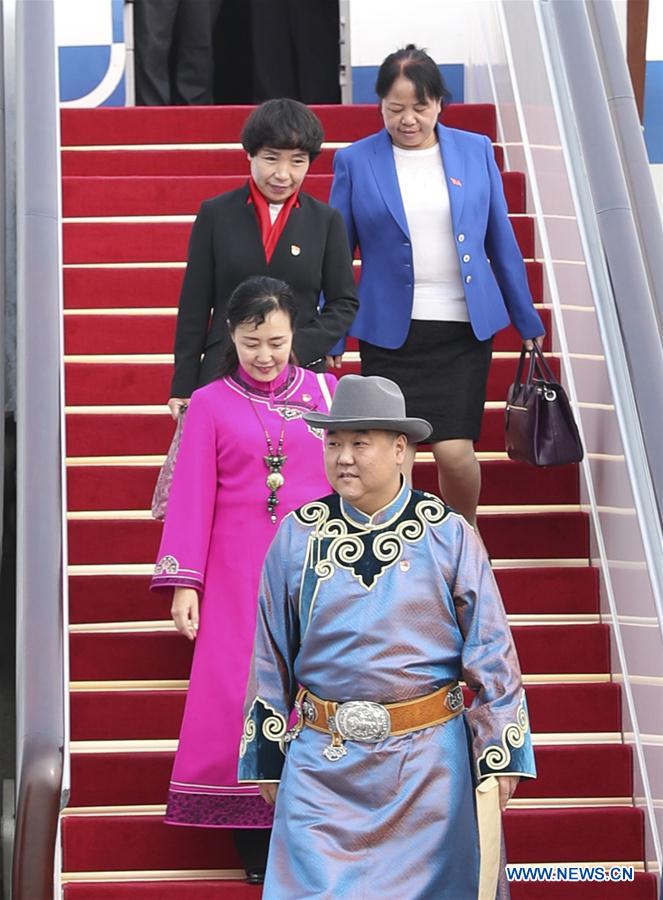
151, 275, 335, 881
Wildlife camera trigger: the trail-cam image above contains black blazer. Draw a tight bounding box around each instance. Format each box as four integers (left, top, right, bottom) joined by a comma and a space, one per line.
170, 184, 359, 397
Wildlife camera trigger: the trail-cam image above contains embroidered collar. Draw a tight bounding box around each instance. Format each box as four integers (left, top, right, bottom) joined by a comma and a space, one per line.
294, 488, 451, 592
230, 364, 296, 399
340, 478, 411, 530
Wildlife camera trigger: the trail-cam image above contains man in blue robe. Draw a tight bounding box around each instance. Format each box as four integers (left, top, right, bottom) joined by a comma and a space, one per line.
239, 375, 536, 898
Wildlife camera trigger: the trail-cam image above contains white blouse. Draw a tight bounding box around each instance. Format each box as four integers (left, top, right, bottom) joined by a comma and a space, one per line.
393, 143, 468, 322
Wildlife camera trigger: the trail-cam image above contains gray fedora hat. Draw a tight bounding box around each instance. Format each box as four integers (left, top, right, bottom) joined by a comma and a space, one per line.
304, 375, 432, 443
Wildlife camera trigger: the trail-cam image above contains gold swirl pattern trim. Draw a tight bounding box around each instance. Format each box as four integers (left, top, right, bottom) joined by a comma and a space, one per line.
239, 715, 256, 759
295, 501, 332, 530
308, 493, 451, 590
475, 694, 530, 774
239, 697, 288, 758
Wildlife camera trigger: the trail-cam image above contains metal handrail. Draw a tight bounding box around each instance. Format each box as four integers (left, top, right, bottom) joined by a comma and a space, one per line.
12, 0, 67, 897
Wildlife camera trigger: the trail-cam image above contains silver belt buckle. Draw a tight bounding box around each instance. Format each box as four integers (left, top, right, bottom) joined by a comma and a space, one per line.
335, 700, 391, 743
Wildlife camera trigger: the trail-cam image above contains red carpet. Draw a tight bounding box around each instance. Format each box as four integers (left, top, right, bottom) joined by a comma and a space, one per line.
69, 682, 620, 742
63, 170, 526, 216
68, 742, 631, 809
63, 217, 534, 264
67, 456, 574, 510
67, 566, 598, 625
63, 308, 550, 355
68, 623, 606, 682
60, 103, 652, 899
64, 406, 518, 456
61, 808, 644, 871
64, 355, 559, 405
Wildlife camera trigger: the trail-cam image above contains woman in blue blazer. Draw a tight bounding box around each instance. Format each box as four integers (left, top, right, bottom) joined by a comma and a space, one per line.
330, 45, 544, 526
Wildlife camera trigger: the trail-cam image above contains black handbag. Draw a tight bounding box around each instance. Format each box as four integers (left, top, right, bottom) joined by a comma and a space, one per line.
504, 342, 583, 466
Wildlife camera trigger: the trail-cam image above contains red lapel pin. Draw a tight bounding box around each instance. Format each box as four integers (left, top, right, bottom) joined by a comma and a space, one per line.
450, 177, 462, 187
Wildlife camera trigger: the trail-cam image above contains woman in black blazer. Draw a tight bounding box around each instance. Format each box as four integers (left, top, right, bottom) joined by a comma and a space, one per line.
168, 99, 359, 415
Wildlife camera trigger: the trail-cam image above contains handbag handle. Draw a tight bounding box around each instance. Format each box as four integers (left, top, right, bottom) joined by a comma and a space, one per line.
529, 339, 558, 384
514, 343, 539, 389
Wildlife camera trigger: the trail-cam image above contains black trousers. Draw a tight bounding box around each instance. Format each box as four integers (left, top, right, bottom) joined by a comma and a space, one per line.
233, 827, 271, 872
134, 0, 223, 105
251, 0, 341, 103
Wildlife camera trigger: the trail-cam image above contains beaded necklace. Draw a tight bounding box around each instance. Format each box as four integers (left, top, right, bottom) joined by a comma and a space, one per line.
247, 394, 289, 524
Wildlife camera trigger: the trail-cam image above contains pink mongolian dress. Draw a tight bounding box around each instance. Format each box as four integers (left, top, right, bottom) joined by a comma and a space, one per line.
151, 363, 334, 827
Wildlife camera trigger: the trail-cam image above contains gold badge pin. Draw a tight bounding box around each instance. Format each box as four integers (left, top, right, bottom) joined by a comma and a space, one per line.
291, 244, 301, 256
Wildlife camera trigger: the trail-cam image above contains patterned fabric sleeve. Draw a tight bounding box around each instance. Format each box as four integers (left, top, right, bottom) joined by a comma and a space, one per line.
238, 515, 301, 783
150, 390, 217, 594
449, 517, 537, 782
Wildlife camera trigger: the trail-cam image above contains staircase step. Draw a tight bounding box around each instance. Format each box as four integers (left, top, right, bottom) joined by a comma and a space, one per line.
62, 875, 659, 900
67, 567, 599, 625
415, 459, 578, 505
63, 306, 549, 356
67, 510, 588, 567
69, 683, 620, 742
60, 104, 497, 146
60, 808, 645, 872
64, 882, 261, 900
64, 406, 523, 456
62, 142, 505, 177
511, 875, 657, 900
63, 170, 526, 217
62, 815, 241, 872
67, 743, 631, 809
68, 623, 606, 681
505, 807, 645, 863
63, 216, 534, 264
62, 147, 339, 177
64, 267, 186, 310
63, 261, 543, 309
64, 355, 558, 406
66, 458, 578, 512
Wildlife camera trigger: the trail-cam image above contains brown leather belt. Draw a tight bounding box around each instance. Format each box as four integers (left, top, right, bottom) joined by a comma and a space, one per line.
288, 682, 465, 762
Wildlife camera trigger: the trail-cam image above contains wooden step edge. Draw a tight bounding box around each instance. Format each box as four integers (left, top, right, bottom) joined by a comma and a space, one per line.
63, 350, 559, 364
64, 262, 187, 269
61, 797, 635, 819
67, 558, 592, 576
67, 212, 532, 225
66, 504, 585, 521
68, 613, 602, 634
68, 733, 623, 754
63, 140, 351, 151
68, 401, 619, 417
62, 138, 505, 153
62, 260, 542, 270
65, 307, 178, 316
67, 673, 611, 693
59, 863, 647, 885
59, 400, 505, 414
64, 452, 510, 466
61, 869, 244, 884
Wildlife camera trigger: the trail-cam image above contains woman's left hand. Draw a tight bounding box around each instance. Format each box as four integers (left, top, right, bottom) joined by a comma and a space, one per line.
524, 334, 545, 351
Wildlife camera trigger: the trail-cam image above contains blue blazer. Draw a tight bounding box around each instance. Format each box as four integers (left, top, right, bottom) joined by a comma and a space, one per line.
329, 123, 544, 349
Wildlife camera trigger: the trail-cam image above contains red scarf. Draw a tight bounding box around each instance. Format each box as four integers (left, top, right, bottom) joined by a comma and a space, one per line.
248, 178, 300, 263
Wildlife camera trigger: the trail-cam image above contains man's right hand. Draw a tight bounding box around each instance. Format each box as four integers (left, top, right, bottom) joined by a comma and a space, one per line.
168, 397, 189, 420
259, 783, 279, 805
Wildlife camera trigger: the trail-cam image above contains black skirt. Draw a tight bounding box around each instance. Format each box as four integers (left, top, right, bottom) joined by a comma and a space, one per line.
359, 321, 493, 443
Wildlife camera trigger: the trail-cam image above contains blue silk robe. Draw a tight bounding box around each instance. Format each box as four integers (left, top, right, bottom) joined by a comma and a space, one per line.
239, 483, 536, 899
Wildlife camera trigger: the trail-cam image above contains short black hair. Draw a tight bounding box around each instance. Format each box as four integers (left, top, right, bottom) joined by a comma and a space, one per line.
241, 99, 324, 161
218, 276, 298, 377
375, 45, 452, 108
